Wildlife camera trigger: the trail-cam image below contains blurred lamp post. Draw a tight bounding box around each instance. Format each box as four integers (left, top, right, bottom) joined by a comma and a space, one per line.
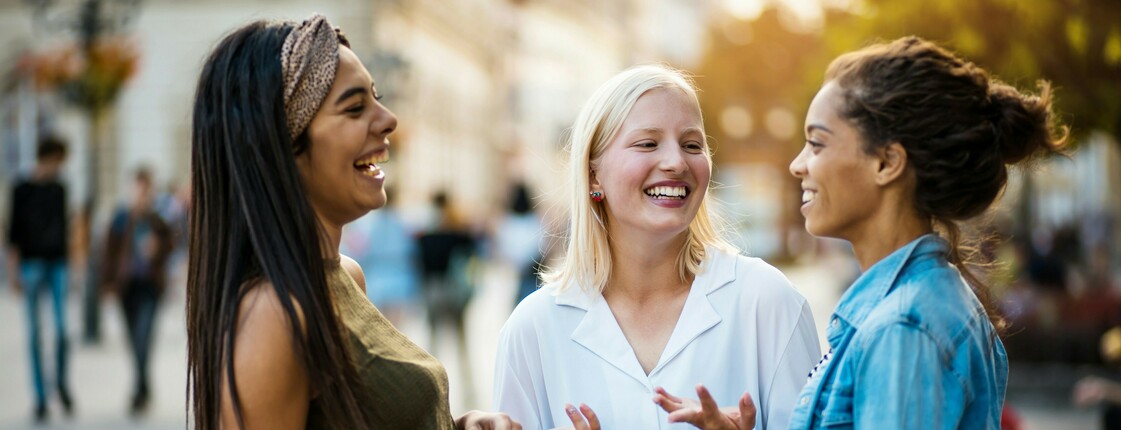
25, 0, 142, 343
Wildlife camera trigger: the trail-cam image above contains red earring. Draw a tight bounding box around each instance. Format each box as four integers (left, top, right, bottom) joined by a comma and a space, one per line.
590, 191, 604, 202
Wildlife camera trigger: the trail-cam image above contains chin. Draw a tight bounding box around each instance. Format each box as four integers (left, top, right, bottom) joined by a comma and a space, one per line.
804, 220, 842, 241
367, 199, 387, 211
804, 219, 824, 238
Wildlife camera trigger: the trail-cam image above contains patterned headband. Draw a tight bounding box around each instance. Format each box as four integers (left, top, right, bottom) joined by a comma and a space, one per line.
280, 13, 340, 142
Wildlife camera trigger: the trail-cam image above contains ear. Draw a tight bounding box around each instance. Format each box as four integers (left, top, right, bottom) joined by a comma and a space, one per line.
589, 168, 602, 192
874, 142, 908, 186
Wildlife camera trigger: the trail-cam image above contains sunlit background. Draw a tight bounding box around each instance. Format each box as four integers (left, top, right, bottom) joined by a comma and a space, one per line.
1, 0, 1118, 428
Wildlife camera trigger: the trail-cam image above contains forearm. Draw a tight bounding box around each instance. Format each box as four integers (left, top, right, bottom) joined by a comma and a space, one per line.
1104, 381, 1121, 405
6, 247, 19, 275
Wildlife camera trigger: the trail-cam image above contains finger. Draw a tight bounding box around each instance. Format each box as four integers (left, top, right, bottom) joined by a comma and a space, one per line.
580, 404, 601, 430
654, 386, 684, 403
739, 392, 757, 429
565, 404, 588, 430
666, 407, 702, 424
489, 417, 511, 430
653, 393, 684, 413
696, 384, 721, 415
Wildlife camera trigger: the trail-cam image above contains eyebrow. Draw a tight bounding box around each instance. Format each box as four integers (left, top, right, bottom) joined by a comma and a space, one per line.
627, 126, 704, 137
334, 84, 372, 106
806, 123, 833, 134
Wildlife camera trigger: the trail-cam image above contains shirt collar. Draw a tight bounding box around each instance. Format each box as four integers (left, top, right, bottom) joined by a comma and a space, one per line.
832, 234, 948, 328
552, 245, 738, 310
556, 246, 737, 384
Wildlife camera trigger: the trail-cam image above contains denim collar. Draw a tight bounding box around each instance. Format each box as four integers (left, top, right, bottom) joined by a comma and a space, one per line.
831, 234, 949, 331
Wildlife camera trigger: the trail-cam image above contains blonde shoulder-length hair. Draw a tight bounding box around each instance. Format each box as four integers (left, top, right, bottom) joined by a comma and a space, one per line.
541, 64, 738, 296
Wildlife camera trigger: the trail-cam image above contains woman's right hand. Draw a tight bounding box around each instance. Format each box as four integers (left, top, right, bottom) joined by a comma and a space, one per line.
652, 385, 756, 430
558, 403, 600, 430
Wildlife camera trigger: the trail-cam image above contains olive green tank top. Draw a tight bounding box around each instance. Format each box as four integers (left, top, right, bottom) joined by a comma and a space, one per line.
306, 263, 456, 429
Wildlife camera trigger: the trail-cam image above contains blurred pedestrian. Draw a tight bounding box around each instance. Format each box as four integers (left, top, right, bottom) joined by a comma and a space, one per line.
186, 14, 518, 429
493, 65, 820, 430
341, 186, 420, 326
416, 191, 481, 402
5, 134, 74, 422
493, 181, 544, 304
1073, 326, 1121, 429
100, 167, 173, 415
663, 36, 1068, 429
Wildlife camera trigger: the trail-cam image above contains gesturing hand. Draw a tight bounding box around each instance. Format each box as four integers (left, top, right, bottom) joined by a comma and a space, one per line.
652, 385, 756, 430
559, 403, 600, 430
455, 410, 522, 430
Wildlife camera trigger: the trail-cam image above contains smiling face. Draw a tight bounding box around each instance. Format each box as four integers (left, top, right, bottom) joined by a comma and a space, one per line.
296, 46, 398, 228
591, 87, 711, 241
789, 81, 884, 241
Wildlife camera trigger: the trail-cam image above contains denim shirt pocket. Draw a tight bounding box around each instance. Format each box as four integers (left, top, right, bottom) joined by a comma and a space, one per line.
818, 378, 854, 428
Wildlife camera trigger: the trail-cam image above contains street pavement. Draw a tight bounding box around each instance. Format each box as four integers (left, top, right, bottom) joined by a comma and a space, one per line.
0, 258, 1100, 429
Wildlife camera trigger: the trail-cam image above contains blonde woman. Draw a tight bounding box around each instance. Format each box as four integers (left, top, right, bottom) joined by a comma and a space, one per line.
492, 65, 820, 430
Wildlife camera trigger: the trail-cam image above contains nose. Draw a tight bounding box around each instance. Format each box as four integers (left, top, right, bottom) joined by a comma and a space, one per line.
371, 102, 398, 138
659, 145, 689, 174
789, 146, 809, 178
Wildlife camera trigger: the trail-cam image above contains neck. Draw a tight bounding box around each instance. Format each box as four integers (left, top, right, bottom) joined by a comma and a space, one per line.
603, 227, 691, 301
316, 212, 344, 261
32, 166, 56, 181
848, 210, 931, 272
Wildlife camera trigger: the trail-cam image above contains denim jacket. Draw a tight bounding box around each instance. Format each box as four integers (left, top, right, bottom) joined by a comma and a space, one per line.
788, 234, 1008, 429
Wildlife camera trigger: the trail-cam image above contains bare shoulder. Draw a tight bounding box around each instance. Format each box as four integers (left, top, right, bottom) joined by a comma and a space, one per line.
340, 254, 366, 294
220, 279, 311, 429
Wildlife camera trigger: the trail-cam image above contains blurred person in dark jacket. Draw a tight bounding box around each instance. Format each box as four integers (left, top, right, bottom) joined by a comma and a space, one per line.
99, 167, 173, 415
417, 191, 481, 402
5, 135, 74, 422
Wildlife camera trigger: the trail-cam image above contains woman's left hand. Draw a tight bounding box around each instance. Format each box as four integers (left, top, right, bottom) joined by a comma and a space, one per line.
653, 385, 755, 430
455, 410, 522, 430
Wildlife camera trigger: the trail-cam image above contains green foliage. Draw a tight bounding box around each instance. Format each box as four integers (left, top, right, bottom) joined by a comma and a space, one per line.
822, 0, 1121, 142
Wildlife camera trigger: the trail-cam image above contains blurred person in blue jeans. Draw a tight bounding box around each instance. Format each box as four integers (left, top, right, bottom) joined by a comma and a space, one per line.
99, 167, 173, 415
5, 135, 74, 422
340, 186, 419, 326
657, 36, 1067, 429
494, 181, 544, 304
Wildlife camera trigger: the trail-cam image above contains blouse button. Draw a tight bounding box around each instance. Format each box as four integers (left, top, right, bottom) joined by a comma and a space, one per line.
830, 317, 839, 328
800, 396, 810, 406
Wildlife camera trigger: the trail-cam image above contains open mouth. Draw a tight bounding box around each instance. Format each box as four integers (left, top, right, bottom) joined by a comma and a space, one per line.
354, 151, 389, 177
802, 190, 817, 204
644, 185, 688, 200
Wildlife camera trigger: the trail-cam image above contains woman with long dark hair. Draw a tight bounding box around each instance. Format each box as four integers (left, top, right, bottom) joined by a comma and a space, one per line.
656, 36, 1067, 429
187, 14, 519, 429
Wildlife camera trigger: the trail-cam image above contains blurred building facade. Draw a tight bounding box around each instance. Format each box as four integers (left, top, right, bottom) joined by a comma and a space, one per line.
1, 0, 718, 232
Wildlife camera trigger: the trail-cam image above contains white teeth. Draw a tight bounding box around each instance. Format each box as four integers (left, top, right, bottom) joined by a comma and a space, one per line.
644, 186, 687, 199
360, 164, 382, 177
802, 190, 816, 203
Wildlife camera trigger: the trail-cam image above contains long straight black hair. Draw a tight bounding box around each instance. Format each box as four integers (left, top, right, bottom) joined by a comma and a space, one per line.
187, 20, 368, 429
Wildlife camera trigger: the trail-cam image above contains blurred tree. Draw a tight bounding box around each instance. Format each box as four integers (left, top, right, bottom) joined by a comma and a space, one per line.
694, 6, 840, 259
819, 0, 1121, 254
695, 7, 827, 165
822, 0, 1121, 145
695, 0, 1120, 259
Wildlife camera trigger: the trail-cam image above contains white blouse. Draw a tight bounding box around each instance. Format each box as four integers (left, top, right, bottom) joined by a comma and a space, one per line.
493, 247, 821, 430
